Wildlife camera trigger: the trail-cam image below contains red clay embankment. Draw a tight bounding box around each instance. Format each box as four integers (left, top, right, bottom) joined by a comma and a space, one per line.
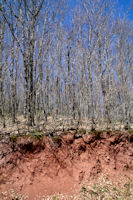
0, 131, 133, 199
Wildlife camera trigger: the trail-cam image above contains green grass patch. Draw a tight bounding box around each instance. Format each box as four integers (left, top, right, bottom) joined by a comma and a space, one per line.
33, 130, 44, 140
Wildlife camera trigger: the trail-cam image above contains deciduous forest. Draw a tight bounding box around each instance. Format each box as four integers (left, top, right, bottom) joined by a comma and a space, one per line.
0, 0, 132, 130
0, 0, 133, 199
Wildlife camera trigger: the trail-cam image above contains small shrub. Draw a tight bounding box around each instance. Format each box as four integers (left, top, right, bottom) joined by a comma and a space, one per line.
10, 135, 17, 142
34, 130, 43, 140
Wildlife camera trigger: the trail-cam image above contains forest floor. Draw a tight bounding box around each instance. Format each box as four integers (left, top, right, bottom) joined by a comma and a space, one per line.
0, 121, 133, 199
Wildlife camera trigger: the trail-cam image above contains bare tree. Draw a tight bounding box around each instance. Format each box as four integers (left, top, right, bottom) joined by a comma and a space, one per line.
0, 0, 132, 131
0, 10, 5, 127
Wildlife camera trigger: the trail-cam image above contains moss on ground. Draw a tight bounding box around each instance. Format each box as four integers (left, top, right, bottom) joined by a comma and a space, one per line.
10, 130, 44, 143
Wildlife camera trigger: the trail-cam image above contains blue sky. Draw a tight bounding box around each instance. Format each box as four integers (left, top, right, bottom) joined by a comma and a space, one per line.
66, 0, 133, 21
117, 0, 133, 19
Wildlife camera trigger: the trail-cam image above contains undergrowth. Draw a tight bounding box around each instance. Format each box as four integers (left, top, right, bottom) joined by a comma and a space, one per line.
80, 178, 133, 200
10, 130, 44, 143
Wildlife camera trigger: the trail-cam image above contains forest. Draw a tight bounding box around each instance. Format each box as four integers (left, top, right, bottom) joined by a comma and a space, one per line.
0, 0, 133, 199
0, 0, 132, 131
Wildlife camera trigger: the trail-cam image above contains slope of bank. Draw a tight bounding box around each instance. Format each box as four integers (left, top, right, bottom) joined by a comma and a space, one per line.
0, 130, 133, 199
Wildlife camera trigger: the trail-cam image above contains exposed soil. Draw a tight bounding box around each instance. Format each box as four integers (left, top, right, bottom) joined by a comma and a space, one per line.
0, 131, 133, 199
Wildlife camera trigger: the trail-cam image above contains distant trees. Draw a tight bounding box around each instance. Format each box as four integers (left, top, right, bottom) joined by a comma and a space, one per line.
0, 9, 6, 127
0, 0, 132, 130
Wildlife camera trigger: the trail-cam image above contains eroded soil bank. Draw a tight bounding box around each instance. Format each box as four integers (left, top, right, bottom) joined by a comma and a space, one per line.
0, 131, 133, 199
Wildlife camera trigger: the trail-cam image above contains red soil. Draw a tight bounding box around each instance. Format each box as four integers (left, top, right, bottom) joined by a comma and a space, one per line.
0, 131, 133, 199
